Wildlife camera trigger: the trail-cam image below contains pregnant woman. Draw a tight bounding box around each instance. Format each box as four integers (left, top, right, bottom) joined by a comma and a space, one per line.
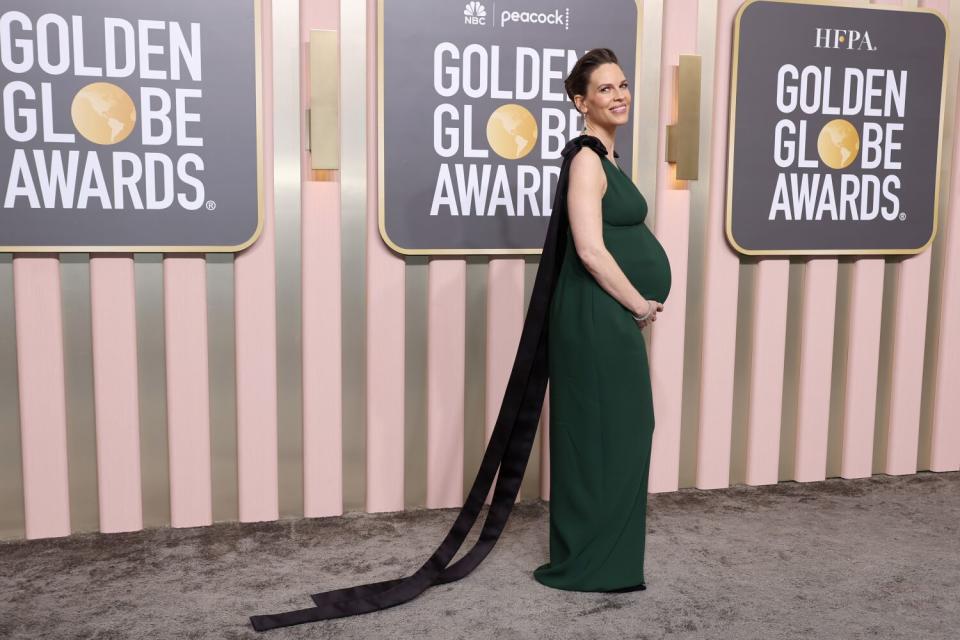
249, 47, 671, 631
533, 47, 672, 592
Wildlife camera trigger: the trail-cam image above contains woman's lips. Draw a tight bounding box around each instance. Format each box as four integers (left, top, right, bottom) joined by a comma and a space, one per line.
610, 104, 628, 113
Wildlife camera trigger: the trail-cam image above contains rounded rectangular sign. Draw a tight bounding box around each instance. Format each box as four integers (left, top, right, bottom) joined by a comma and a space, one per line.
0, 0, 263, 252
379, 0, 640, 255
726, 0, 948, 255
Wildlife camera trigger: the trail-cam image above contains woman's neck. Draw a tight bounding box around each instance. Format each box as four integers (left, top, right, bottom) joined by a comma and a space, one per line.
584, 124, 616, 159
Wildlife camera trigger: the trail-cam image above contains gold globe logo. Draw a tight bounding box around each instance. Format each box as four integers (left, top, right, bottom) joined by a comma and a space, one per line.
71, 82, 137, 145
817, 118, 860, 170
486, 104, 537, 160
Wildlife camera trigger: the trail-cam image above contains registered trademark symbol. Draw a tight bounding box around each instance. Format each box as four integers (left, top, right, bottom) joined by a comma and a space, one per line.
899, 212, 906, 221
206, 200, 217, 211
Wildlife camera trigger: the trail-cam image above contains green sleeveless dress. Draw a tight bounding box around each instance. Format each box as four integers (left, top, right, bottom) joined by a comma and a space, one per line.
533, 146, 672, 592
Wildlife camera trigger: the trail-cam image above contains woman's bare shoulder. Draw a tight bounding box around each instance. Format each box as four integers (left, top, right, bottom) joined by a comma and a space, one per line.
568, 147, 606, 195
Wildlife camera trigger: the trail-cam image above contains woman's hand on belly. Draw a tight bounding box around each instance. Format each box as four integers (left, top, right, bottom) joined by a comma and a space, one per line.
632, 299, 663, 330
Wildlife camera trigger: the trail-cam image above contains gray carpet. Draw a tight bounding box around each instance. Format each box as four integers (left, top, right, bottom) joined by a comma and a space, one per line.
1, 472, 958, 640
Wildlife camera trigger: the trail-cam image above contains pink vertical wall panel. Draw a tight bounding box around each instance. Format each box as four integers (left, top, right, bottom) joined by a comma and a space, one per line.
14, 256, 71, 539
484, 259, 525, 505
236, 0, 280, 522
744, 260, 790, 485
695, 0, 745, 491
365, 0, 405, 513
301, 1, 343, 518
840, 259, 885, 477
648, 0, 696, 494
649, 190, 690, 493
302, 182, 344, 517
426, 260, 466, 508
163, 256, 212, 528
90, 256, 143, 533
793, 259, 839, 482
930, 35, 960, 473
884, 249, 933, 475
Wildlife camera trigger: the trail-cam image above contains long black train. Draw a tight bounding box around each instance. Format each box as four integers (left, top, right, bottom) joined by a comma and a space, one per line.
249, 134, 610, 632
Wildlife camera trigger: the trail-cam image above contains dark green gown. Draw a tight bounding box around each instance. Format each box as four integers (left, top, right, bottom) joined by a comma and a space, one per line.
533, 144, 672, 592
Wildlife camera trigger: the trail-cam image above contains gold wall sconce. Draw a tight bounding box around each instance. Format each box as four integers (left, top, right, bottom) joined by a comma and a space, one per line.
308, 29, 339, 176
665, 54, 701, 181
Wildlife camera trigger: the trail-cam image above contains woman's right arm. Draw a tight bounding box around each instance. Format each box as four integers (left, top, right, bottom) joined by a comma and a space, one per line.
565, 151, 660, 322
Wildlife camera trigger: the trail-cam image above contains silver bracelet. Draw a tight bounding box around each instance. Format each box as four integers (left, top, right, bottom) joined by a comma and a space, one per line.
631, 300, 654, 323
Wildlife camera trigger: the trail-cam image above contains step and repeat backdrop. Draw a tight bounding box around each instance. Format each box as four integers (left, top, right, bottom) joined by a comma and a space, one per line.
1, 0, 959, 542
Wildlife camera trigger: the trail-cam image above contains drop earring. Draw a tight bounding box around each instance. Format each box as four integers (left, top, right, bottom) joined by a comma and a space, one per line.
581, 111, 589, 135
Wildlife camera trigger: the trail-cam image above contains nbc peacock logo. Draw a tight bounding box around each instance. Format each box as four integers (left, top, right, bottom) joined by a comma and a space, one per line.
464, 1, 487, 26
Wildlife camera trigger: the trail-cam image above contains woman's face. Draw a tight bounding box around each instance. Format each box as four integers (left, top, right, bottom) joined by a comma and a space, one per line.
574, 62, 631, 130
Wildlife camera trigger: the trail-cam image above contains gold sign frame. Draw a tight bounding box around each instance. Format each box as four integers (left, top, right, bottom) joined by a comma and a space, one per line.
377, 0, 644, 256
0, 0, 266, 254
725, 0, 950, 257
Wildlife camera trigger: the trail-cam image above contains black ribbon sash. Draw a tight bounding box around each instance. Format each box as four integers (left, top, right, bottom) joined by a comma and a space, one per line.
249, 135, 615, 632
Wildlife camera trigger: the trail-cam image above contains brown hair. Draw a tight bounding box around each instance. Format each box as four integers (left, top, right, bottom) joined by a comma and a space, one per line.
563, 48, 620, 112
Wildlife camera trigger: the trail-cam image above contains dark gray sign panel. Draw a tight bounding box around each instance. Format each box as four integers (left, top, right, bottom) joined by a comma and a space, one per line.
726, 0, 948, 255
380, 0, 639, 255
0, 0, 263, 252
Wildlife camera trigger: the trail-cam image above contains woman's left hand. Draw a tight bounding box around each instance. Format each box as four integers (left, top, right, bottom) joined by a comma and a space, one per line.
632, 300, 663, 330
